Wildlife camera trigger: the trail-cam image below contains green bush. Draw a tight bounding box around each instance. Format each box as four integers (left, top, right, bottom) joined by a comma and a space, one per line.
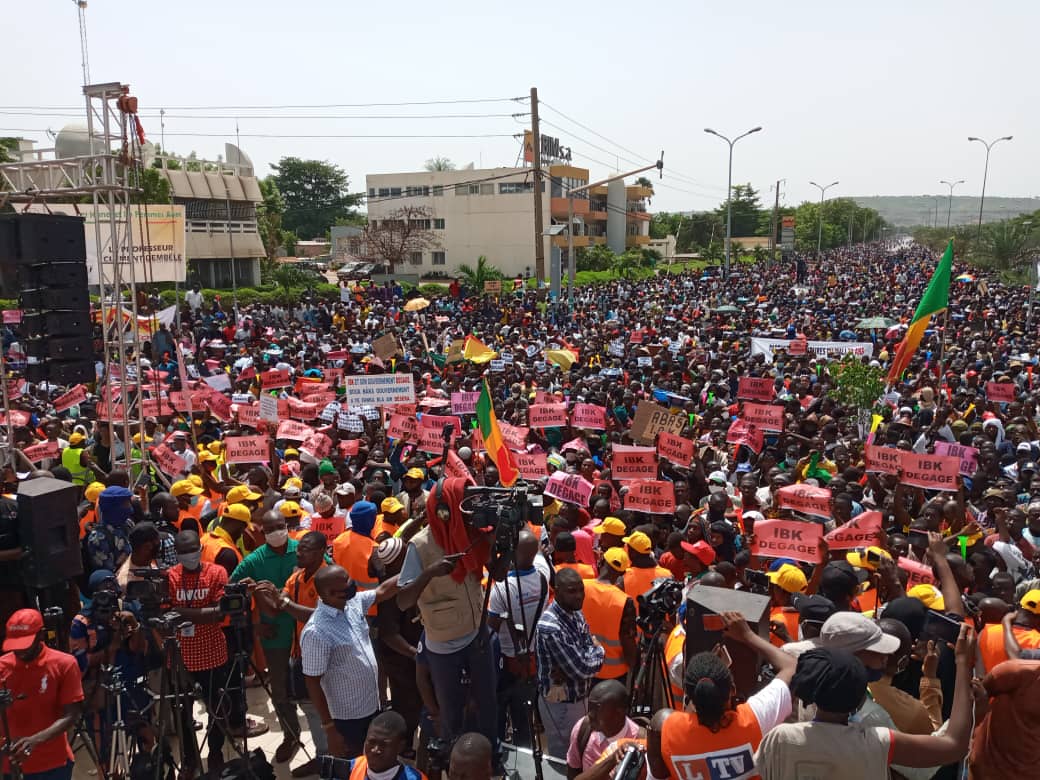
417, 283, 448, 297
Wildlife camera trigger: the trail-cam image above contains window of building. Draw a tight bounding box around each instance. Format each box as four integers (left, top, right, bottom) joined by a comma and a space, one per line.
455, 183, 476, 196
432, 185, 444, 196
405, 185, 430, 197
432, 251, 446, 265
389, 187, 402, 197
368, 188, 376, 197
377, 187, 390, 197
410, 219, 431, 230
479, 183, 495, 195
410, 251, 423, 266
499, 182, 533, 194
433, 218, 445, 229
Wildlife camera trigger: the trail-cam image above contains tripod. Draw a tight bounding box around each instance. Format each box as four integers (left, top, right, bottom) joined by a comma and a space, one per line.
628, 619, 675, 721
0, 686, 22, 780
100, 666, 136, 779
148, 614, 193, 780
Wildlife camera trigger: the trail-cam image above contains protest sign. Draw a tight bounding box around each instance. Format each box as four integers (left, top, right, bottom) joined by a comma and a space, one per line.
489, 359, 505, 373
387, 414, 419, 441
636, 356, 653, 368
657, 431, 694, 466
301, 431, 332, 461
515, 451, 547, 480
776, 484, 832, 520
445, 449, 475, 484
420, 414, 462, 436
259, 394, 280, 423
899, 452, 959, 490
933, 441, 979, 478
310, 513, 345, 538
529, 403, 568, 428
498, 421, 529, 452
305, 392, 336, 407
339, 438, 360, 457
610, 444, 658, 479
533, 391, 556, 404
631, 400, 686, 445
23, 441, 59, 464
150, 443, 187, 477
2, 310, 22, 324
205, 391, 232, 421
825, 511, 884, 550
742, 402, 784, 433
236, 404, 260, 428
737, 376, 775, 401
446, 340, 466, 364
52, 384, 88, 413
897, 557, 935, 587
418, 424, 456, 454
483, 280, 502, 294
203, 373, 232, 393
324, 367, 344, 383
986, 381, 1016, 403
260, 369, 291, 390
287, 397, 319, 420
544, 472, 595, 506
750, 519, 823, 563
276, 420, 312, 441
726, 419, 764, 453
372, 334, 400, 360
451, 392, 480, 415
571, 403, 606, 430
622, 481, 676, 514
864, 444, 902, 475
298, 382, 332, 398
225, 435, 269, 464
343, 374, 416, 407
788, 337, 808, 356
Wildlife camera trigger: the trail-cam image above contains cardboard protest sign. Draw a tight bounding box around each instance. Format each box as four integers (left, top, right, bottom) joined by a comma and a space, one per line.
52, 385, 87, 413
776, 484, 832, 520
300, 431, 332, 461
864, 444, 902, 475
236, 404, 260, 428
610, 444, 659, 480
343, 374, 416, 407
451, 392, 480, 415
260, 369, 291, 390
225, 435, 269, 464
899, 452, 959, 490
339, 438, 360, 457
726, 419, 764, 453
276, 420, 313, 441
529, 403, 568, 428
445, 449, 475, 484
259, 394, 280, 423
498, 421, 529, 452
446, 340, 466, 364
622, 481, 676, 514
287, 397, 319, 420
933, 441, 979, 478
515, 451, 547, 480
631, 400, 686, 445
544, 472, 595, 506
750, 519, 823, 563
310, 513, 345, 538
737, 376, 774, 402
571, 403, 606, 430
742, 402, 784, 433
897, 557, 935, 587
387, 414, 419, 441
150, 442, 187, 477
23, 441, 59, 464
986, 381, 1015, 403
372, 333, 400, 360
417, 424, 456, 454
420, 414, 463, 436
825, 511, 884, 550
657, 431, 694, 466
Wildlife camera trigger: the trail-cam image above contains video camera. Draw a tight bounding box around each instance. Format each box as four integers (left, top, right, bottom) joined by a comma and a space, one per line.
460, 485, 542, 553
126, 568, 169, 621
219, 581, 251, 629
91, 588, 121, 622
636, 578, 684, 633
743, 569, 771, 595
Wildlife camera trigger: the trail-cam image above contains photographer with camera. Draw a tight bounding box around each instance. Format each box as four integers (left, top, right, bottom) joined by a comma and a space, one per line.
396, 478, 508, 753
0, 609, 85, 780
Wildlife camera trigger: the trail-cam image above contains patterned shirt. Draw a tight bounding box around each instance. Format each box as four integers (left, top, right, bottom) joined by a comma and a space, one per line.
300, 590, 379, 720
166, 562, 228, 672
535, 601, 605, 702
86, 523, 132, 573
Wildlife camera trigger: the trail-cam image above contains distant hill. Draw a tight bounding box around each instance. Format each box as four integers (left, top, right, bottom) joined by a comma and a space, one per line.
851, 195, 1040, 228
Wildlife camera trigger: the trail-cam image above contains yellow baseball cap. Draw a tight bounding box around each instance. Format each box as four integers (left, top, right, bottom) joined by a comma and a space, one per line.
284, 448, 300, 458
381, 497, 405, 514
226, 485, 262, 503
171, 479, 204, 497
603, 547, 631, 573
221, 503, 251, 524
281, 477, 303, 491
846, 546, 892, 571
908, 584, 945, 611
404, 467, 425, 480
197, 450, 217, 463
132, 433, 153, 444
1020, 589, 1040, 615
69, 432, 86, 446
767, 564, 808, 594
622, 531, 652, 555
593, 517, 626, 536
85, 481, 105, 502
188, 474, 204, 488
279, 501, 303, 518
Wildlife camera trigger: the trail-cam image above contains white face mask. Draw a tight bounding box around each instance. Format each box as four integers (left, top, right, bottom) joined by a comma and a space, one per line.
265, 529, 289, 548
178, 551, 202, 571
363, 766, 400, 780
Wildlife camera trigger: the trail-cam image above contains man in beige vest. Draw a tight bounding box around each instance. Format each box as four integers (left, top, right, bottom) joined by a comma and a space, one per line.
397, 478, 508, 756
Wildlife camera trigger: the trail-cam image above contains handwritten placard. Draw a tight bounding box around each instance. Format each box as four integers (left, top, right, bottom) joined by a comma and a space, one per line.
631, 400, 685, 445
622, 480, 676, 514
750, 519, 823, 563
259, 394, 280, 423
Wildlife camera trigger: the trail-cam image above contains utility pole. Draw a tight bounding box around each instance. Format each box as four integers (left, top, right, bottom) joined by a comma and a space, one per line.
940, 179, 965, 230
968, 135, 1013, 238
530, 87, 545, 286
769, 179, 781, 260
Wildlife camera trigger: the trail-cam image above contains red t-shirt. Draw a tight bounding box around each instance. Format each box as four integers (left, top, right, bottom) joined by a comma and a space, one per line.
659, 551, 687, 581
167, 562, 229, 671
0, 645, 84, 773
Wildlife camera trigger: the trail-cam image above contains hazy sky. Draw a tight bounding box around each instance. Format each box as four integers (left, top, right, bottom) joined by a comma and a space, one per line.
4, 0, 1037, 213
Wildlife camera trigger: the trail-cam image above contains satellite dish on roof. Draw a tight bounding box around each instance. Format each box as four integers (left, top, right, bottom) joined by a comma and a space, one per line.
140, 140, 157, 170
54, 123, 108, 158
225, 143, 253, 176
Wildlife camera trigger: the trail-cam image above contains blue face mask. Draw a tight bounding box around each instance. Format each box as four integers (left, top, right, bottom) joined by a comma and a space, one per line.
865, 666, 884, 683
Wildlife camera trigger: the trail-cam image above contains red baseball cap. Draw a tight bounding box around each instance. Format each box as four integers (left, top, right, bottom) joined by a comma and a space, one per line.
681, 540, 716, 566
4, 608, 43, 651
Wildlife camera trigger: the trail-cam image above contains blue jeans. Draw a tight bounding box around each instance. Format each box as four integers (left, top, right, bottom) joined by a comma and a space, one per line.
537, 698, 586, 760
425, 633, 498, 750
4, 760, 74, 780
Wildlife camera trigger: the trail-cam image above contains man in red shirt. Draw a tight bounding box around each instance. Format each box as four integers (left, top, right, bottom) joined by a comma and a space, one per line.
0, 609, 84, 780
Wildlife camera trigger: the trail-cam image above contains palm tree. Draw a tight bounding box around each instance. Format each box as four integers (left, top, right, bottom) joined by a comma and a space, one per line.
456, 255, 504, 291
271, 264, 307, 303
974, 220, 1039, 281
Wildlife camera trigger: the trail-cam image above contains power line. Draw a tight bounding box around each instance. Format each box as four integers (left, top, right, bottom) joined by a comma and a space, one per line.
563, 143, 721, 202
0, 110, 526, 121
0, 97, 525, 111
0, 127, 516, 140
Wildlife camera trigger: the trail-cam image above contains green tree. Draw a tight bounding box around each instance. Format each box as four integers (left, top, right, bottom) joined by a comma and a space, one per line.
0, 137, 19, 163
272, 157, 361, 240
973, 220, 1040, 281
257, 177, 286, 261
271, 263, 306, 297
611, 248, 652, 280
717, 183, 765, 237
131, 167, 171, 204
577, 244, 616, 272
424, 157, 455, 172
456, 255, 504, 290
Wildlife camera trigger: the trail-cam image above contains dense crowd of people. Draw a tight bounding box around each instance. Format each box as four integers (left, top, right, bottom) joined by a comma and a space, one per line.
1, 239, 1038, 780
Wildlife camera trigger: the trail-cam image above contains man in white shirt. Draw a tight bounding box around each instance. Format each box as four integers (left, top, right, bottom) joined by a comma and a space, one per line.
185, 284, 203, 313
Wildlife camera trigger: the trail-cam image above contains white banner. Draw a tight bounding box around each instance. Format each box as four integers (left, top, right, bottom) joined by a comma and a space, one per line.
750, 338, 874, 364
343, 374, 416, 407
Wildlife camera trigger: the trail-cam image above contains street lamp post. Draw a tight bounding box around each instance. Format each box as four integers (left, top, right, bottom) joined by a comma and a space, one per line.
704, 126, 762, 278
968, 135, 1012, 237
939, 179, 965, 230
809, 180, 839, 253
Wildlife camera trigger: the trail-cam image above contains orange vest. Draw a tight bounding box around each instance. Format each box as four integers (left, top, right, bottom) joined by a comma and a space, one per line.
332, 530, 378, 615
769, 606, 800, 648
623, 565, 672, 602
664, 624, 685, 701
557, 561, 596, 579
347, 757, 427, 780
979, 623, 1040, 672
200, 530, 242, 568
78, 506, 96, 540
660, 705, 763, 780
582, 579, 631, 679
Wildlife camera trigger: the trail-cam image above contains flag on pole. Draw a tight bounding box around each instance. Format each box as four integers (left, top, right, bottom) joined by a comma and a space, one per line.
475, 379, 519, 487
463, 335, 497, 364
887, 240, 953, 384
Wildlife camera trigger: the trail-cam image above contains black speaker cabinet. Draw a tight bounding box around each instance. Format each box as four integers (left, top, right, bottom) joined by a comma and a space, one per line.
0, 213, 86, 263
25, 336, 92, 360
20, 286, 91, 311
27, 360, 95, 385
685, 586, 771, 700
21, 310, 91, 337
18, 261, 89, 290
17, 477, 82, 588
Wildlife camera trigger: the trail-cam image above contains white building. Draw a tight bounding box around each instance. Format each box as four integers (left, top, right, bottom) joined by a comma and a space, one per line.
364, 164, 651, 279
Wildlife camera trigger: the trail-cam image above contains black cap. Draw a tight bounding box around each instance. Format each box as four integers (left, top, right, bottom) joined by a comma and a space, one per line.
791, 594, 837, 624
821, 561, 867, 592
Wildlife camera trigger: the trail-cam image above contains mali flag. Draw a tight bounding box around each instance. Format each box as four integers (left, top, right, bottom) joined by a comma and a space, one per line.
463, 335, 497, 364
887, 240, 952, 384
475, 379, 519, 487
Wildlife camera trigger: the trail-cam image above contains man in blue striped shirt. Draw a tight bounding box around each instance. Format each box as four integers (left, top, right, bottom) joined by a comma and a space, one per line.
535, 567, 605, 759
